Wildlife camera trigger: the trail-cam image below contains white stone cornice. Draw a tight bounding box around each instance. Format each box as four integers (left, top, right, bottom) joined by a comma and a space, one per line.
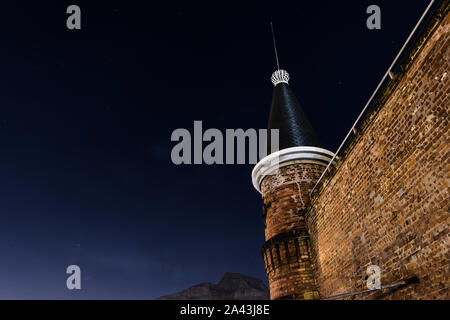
251, 146, 335, 193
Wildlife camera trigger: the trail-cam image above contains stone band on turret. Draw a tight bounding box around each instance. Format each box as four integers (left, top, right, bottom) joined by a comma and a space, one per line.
252, 146, 334, 193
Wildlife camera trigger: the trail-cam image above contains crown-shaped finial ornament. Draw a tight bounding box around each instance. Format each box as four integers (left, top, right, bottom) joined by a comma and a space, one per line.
271, 69, 289, 86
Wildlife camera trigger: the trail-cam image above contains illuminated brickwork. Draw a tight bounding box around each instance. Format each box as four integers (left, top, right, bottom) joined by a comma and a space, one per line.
306, 11, 450, 299
261, 162, 324, 299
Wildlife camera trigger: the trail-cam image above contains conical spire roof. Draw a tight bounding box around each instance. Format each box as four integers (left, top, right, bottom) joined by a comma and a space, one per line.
252, 69, 334, 193
267, 70, 321, 151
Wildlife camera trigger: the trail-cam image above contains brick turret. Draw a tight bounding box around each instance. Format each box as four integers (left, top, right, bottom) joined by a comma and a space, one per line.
252, 70, 334, 299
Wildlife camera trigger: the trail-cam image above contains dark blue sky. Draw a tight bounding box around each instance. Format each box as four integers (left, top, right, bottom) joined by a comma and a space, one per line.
0, 0, 433, 298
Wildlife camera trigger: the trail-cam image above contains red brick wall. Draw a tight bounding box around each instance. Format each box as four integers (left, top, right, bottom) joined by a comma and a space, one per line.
262, 229, 319, 300
262, 162, 324, 240
261, 162, 324, 299
306, 12, 450, 299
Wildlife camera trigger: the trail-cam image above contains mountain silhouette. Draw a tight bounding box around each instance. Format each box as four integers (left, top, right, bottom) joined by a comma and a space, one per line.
156, 272, 270, 300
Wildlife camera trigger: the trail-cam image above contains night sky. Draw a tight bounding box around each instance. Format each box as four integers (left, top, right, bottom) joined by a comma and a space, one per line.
0, 0, 434, 299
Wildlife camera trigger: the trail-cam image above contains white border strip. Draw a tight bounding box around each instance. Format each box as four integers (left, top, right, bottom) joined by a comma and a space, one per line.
252, 146, 334, 193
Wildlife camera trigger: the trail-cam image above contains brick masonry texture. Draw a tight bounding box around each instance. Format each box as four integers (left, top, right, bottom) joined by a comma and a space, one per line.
261, 162, 324, 299
261, 162, 324, 240
306, 12, 450, 299
261, 229, 319, 300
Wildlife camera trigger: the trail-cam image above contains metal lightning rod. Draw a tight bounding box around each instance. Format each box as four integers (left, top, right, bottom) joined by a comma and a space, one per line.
270, 22, 281, 70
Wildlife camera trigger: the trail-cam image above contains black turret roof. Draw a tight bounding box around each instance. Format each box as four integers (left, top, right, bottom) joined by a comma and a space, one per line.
267, 79, 322, 151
